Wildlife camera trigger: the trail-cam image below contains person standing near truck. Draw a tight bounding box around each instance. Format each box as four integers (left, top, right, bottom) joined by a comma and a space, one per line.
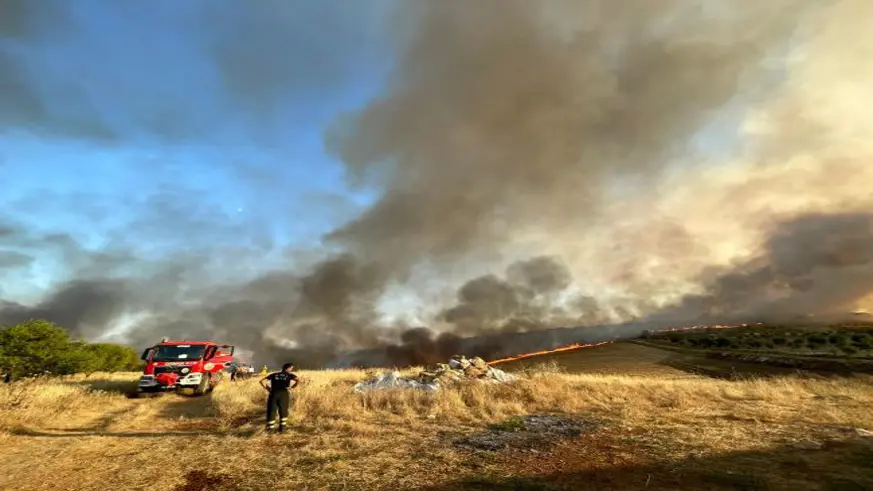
259, 362, 298, 433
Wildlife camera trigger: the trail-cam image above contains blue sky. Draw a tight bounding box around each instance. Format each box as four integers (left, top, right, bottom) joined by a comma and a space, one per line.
0, 1, 393, 299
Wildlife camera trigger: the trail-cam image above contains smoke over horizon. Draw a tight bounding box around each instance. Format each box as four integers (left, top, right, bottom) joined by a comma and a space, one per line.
3, 1, 873, 367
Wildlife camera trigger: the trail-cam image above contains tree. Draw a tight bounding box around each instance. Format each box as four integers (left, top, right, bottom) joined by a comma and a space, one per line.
0, 319, 80, 377
0, 319, 143, 378
84, 343, 142, 372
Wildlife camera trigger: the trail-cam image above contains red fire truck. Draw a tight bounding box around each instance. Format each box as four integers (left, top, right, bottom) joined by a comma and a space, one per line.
137, 339, 235, 396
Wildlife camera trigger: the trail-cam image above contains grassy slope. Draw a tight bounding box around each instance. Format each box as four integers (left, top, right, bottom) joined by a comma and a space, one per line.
0, 345, 871, 490
492, 341, 699, 376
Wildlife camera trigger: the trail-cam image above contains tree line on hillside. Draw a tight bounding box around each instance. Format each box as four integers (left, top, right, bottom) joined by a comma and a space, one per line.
641, 326, 873, 356
0, 319, 143, 381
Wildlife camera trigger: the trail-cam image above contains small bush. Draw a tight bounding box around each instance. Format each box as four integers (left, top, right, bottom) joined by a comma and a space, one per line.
842, 346, 859, 355
808, 335, 828, 346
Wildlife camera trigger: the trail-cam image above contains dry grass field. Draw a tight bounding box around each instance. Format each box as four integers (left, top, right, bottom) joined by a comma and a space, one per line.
493, 341, 698, 377
495, 341, 863, 379
1, 344, 873, 490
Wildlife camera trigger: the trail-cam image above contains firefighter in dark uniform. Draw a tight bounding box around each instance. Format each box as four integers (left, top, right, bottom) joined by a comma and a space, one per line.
259, 362, 298, 432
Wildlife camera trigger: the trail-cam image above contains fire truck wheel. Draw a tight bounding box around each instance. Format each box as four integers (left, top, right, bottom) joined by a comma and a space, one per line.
193, 373, 210, 396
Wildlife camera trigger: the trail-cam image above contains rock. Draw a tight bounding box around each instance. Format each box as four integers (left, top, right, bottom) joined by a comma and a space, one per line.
855, 428, 873, 437
793, 440, 823, 450
472, 357, 488, 369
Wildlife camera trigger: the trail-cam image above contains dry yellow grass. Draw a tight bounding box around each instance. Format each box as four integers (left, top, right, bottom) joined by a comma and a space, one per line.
1, 363, 872, 490
0, 372, 138, 432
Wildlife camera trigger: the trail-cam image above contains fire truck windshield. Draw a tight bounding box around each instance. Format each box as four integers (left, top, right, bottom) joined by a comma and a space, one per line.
152, 345, 207, 362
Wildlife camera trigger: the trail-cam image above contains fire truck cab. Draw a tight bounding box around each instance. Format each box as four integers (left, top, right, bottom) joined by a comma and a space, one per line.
137, 339, 235, 396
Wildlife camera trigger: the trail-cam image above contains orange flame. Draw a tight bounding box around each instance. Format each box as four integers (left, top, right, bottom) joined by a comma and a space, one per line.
485, 322, 760, 365
487, 341, 612, 365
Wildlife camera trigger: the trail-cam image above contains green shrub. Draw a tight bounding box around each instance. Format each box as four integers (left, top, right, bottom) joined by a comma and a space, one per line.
0, 319, 141, 378
808, 335, 828, 346
829, 334, 848, 345
714, 337, 731, 348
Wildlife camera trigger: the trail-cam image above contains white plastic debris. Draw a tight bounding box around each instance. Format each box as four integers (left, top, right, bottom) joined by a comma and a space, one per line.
353, 356, 517, 392
353, 371, 440, 393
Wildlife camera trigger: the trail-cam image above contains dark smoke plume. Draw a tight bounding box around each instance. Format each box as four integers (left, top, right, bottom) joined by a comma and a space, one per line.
661, 212, 873, 322
325, 0, 813, 275
383, 327, 463, 367
440, 256, 605, 335
4, 1, 869, 368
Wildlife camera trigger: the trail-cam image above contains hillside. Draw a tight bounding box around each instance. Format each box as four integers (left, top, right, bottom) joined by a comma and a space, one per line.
642, 323, 873, 358
494, 340, 873, 379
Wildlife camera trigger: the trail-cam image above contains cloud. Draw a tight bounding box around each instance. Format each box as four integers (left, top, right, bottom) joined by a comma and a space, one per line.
0, 250, 32, 269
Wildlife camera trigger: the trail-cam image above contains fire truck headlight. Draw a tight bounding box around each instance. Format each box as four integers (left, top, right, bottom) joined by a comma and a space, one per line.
182, 372, 202, 383
181, 368, 190, 374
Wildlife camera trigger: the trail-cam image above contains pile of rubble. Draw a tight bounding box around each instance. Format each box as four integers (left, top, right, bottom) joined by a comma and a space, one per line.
353, 355, 517, 393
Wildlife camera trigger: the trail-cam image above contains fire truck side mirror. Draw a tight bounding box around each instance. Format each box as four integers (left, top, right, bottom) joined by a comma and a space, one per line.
140, 348, 152, 361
